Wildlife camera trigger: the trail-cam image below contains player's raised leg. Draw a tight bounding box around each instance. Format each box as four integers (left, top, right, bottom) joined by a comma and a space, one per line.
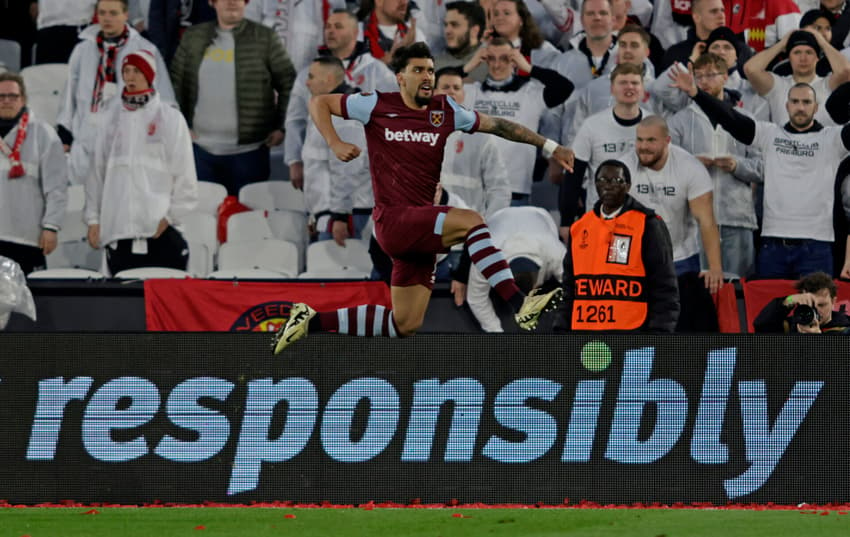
441, 208, 562, 329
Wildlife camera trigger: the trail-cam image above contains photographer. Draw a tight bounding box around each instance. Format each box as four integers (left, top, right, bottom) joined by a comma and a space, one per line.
753, 272, 850, 333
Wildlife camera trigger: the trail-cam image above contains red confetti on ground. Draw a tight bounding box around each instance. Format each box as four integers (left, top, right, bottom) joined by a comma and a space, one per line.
284, 514, 296, 519
194, 525, 205, 530
452, 513, 463, 518
81, 509, 99, 515
5, 498, 850, 511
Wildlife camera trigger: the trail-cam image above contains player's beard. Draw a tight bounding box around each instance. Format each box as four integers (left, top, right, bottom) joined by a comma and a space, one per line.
414, 94, 431, 106
638, 150, 661, 169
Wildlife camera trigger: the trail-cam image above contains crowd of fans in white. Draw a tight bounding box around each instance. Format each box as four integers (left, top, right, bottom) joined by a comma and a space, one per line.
2, 0, 850, 331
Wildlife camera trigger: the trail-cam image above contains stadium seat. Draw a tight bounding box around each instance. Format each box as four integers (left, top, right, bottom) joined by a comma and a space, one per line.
306, 239, 372, 274
28, 268, 106, 279
217, 239, 299, 277
181, 212, 218, 277
238, 180, 307, 213
0, 38, 21, 73
113, 267, 192, 280
208, 268, 292, 280
20, 63, 69, 127
45, 209, 102, 271
267, 209, 308, 272
196, 180, 228, 216
297, 269, 371, 280
226, 210, 273, 242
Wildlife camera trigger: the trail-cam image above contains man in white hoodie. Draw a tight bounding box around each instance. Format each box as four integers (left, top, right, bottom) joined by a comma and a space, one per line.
467, 206, 565, 332
86, 50, 196, 275
57, 0, 173, 186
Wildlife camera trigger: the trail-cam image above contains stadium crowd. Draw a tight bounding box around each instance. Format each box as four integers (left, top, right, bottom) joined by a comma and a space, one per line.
2, 0, 850, 334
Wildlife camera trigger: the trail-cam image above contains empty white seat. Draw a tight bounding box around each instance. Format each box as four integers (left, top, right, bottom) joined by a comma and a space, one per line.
20, 63, 69, 126
196, 180, 228, 216
28, 268, 106, 279
226, 210, 273, 242
113, 267, 192, 280
267, 209, 308, 272
180, 212, 218, 277
46, 209, 102, 270
306, 239, 372, 273
218, 239, 299, 277
208, 268, 293, 280
239, 180, 307, 213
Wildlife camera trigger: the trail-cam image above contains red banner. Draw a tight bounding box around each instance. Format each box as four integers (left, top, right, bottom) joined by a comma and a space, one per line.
144, 279, 392, 332
741, 279, 850, 333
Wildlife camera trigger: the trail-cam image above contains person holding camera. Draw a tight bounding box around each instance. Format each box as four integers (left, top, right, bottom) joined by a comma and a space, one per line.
753, 271, 850, 333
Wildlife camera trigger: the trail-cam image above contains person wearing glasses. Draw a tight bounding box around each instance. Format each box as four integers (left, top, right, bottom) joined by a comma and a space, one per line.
0, 72, 67, 274
555, 159, 679, 333
668, 52, 763, 279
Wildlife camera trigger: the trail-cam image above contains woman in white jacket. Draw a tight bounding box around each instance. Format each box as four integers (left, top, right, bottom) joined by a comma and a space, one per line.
86, 50, 197, 275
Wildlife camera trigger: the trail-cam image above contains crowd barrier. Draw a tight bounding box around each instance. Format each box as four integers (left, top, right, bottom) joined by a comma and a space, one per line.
0, 333, 847, 505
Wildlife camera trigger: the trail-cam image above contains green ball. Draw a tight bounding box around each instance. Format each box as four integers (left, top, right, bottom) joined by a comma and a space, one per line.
580, 341, 612, 372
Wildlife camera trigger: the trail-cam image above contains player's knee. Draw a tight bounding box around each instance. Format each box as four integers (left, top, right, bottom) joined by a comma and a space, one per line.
393, 316, 423, 338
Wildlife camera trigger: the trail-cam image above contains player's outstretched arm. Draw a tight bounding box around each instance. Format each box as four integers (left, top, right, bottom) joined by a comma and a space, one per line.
309, 94, 361, 162
477, 113, 574, 172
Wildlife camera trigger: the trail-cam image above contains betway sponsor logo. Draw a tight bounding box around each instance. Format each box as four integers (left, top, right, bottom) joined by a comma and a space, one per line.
384, 128, 440, 146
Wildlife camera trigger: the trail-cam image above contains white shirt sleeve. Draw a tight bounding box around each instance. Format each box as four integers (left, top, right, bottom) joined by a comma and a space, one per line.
467, 265, 505, 333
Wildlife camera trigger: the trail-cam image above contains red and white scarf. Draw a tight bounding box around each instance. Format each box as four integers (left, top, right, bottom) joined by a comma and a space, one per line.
363, 11, 408, 60
91, 26, 130, 113
0, 110, 28, 179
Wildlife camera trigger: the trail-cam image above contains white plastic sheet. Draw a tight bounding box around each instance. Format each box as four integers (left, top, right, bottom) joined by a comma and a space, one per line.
0, 256, 36, 329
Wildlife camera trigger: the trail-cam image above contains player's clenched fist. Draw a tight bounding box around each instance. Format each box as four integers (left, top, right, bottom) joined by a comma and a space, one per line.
552, 145, 575, 173
331, 141, 361, 162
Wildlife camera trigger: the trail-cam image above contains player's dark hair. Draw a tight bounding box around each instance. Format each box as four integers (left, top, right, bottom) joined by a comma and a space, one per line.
435, 66, 466, 85
796, 271, 837, 298
389, 42, 434, 74
595, 159, 631, 185
446, 1, 486, 40
98, 0, 128, 10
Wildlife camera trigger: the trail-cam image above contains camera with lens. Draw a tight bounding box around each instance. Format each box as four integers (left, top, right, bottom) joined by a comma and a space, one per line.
792, 304, 820, 327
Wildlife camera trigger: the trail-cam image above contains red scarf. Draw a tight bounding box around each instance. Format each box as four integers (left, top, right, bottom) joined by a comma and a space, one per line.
363, 11, 407, 60
0, 110, 29, 179
91, 26, 130, 112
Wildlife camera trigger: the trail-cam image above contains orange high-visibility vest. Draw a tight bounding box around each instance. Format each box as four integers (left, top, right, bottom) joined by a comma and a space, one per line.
569, 210, 649, 330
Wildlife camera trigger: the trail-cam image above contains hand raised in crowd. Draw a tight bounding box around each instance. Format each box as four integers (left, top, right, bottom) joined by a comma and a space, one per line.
688, 41, 707, 64
699, 268, 724, 294
668, 62, 698, 97
332, 220, 350, 247
265, 129, 284, 148
508, 47, 532, 73
464, 44, 490, 74
39, 230, 57, 255
330, 140, 361, 162
385, 18, 417, 64
289, 162, 304, 190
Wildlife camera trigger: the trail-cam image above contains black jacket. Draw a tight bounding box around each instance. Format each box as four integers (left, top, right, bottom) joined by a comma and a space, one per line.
754, 297, 850, 333
556, 195, 680, 333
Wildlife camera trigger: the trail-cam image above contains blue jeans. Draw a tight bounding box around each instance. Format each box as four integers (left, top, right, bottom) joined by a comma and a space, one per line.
674, 253, 701, 276
756, 237, 833, 279
510, 193, 530, 207
698, 225, 755, 279
193, 144, 270, 196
